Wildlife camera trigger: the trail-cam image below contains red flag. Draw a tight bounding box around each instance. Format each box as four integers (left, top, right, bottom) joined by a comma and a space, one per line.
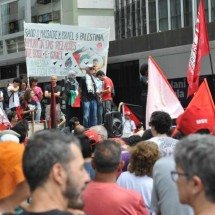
123, 104, 142, 126
177, 79, 215, 135
187, 0, 210, 97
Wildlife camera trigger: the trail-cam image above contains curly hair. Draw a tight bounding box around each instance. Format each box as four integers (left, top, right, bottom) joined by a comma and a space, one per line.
149, 111, 172, 134
128, 141, 160, 176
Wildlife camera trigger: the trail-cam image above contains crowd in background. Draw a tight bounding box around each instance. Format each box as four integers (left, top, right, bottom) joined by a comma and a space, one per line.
1, 63, 215, 215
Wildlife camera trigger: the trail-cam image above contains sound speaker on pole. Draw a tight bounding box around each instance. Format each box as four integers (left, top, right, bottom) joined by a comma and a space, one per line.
104, 111, 123, 138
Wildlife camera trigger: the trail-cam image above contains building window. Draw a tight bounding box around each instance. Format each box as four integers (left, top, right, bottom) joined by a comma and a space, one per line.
149, 0, 157, 33
0, 65, 17, 79
137, 0, 141, 35
132, 0, 136, 36
171, 0, 181, 29
6, 37, 24, 54
126, 1, 132, 38
158, 0, 168, 31
183, 0, 192, 27
0, 0, 25, 36
141, 0, 147, 35
212, 0, 215, 21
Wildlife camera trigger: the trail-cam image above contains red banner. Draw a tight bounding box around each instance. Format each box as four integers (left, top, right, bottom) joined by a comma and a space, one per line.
187, 0, 210, 97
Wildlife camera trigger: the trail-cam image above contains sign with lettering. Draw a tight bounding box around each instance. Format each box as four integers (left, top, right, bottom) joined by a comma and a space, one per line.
24, 22, 110, 77
169, 77, 188, 108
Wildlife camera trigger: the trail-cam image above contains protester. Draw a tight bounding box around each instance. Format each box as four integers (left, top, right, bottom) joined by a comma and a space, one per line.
135, 122, 145, 137
125, 135, 143, 147
0, 141, 29, 213
142, 129, 153, 140
7, 111, 18, 128
117, 141, 160, 213
92, 69, 103, 125
80, 64, 97, 128
139, 63, 148, 125
64, 70, 80, 126
77, 134, 95, 179
22, 130, 90, 215
44, 75, 62, 127
83, 139, 149, 215
96, 70, 114, 115
173, 134, 215, 215
122, 111, 136, 137
7, 78, 22, 111
30, 78, 43, 123
90, 125, 108, 140
19, 80, 28, 102
148, 111, 177, 156
151, 156, 193, 215
11, 120, 29, 144
21, 89, 37, 121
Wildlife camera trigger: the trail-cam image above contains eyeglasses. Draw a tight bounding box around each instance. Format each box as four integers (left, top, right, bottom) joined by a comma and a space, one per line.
171, 171, 188, 182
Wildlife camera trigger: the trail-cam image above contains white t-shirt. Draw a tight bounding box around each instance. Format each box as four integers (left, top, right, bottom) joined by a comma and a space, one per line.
117, 171, 153, 210
8, 90, 20, 109
122, 119, 136, 137
148, 136, 178, 157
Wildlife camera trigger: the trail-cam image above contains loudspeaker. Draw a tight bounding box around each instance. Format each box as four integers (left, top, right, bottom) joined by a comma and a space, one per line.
104, 111, 123, 138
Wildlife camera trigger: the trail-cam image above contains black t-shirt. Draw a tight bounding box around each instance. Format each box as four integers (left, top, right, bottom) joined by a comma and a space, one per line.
79, 76, 96, 101
45, 84, 62, 104
21, 209, 73, 215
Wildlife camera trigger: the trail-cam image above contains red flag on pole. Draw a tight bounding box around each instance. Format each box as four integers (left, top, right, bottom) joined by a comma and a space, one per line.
177, 79, 215, 135
187, 0, 210, 97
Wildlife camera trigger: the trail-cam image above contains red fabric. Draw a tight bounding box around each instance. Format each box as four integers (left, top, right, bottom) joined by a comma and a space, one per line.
72, 94, 81, 108
177, 79, 215, 135
83, 181, 149, 215
187, 0, 210, 97
102, 77, 114, 101
16, 106, 23, 120
84, 129, 102, 144
0, 124, 9, 130
124, 105, 141, 126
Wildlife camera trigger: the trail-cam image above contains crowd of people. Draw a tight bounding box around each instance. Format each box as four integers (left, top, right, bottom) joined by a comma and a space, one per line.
1, 107, 215, 215
1, 64, 215, 215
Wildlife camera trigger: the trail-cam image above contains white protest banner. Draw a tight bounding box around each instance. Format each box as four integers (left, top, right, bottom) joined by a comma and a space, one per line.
24, 23, 110, 77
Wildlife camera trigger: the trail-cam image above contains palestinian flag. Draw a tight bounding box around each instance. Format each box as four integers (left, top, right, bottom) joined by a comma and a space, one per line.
123, 103, 143, 126
69, 90, 81, 108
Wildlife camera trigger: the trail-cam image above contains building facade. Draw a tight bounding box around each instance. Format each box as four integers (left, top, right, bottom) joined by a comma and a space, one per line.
107, 0, 215, 106
0, 0, 115, 86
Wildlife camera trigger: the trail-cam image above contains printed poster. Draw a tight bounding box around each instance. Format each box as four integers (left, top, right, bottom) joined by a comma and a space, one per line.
24, 22, 110, 77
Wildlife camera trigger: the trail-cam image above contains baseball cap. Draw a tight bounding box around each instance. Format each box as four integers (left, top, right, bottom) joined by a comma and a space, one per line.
1, 134, 19, 143
177, 106, 215, 135
84, 129, 102, 144
0, 130, 20, 137
124, 111, 131, 116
